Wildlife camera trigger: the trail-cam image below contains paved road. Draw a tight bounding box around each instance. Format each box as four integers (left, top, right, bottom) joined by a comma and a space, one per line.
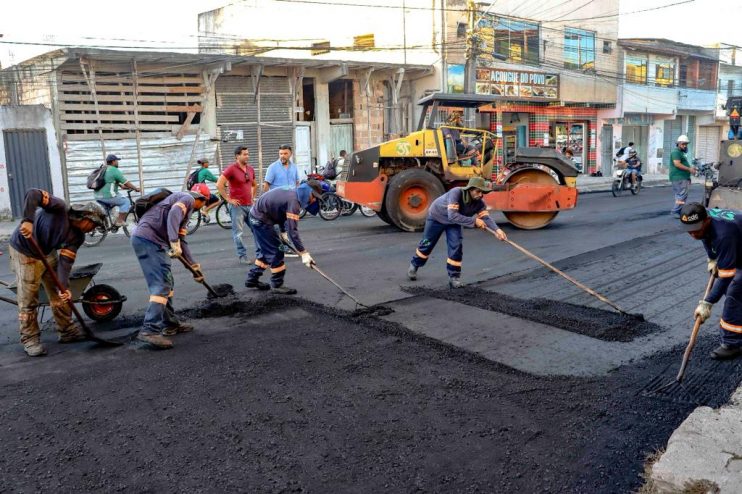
2, 183, 739, 493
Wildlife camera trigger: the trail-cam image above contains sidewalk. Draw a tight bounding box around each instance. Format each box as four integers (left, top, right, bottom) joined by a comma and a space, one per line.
0, 219, 18, 243
576, 173, 704, 194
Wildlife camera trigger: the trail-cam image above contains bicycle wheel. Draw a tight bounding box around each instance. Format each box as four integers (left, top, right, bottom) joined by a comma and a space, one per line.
84, 226, 108, 247
216, 202, 232, 229
360, 206, 377, 217
186, 209, 201, 234
122, 211, 137, 238
319, 193, 342, 221
340, 199, 358, 216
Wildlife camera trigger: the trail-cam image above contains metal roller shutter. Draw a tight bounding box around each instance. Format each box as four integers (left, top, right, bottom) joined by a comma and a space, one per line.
697, 126, 721, 163
663, 118, 682, 165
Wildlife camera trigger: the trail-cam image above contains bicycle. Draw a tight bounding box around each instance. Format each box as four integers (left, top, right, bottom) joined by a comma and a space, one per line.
84, 189, 139, 247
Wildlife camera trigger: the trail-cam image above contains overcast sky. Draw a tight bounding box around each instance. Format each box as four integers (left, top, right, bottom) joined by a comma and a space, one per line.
0, 0, 739, 68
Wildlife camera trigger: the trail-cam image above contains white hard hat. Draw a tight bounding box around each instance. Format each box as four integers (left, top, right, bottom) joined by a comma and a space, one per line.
676, 134, 690, 143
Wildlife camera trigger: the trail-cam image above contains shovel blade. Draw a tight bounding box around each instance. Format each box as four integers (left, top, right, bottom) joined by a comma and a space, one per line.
206, 283, 235, 299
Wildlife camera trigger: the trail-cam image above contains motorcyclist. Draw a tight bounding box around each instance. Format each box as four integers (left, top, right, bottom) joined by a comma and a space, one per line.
625, 150, 642, 187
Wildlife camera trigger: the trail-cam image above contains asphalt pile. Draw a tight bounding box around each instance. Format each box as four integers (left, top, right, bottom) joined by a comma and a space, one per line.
0, 296, 739, 493
404, 286, 660, 342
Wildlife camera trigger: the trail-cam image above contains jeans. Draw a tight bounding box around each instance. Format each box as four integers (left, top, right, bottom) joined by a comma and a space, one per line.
229, 204, 258, 259
671, 179, 691, 215
131, 236, 180, 334
246, 216, 287, 288
96, 195, 130, 213
411, 218, 464, 278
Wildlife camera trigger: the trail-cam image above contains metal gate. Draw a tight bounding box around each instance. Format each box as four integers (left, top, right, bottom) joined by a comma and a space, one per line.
600, 125, 613, 175
697, 126, 721, 163
663, 118, 682, 165
2, 129, 53, 218
330, 123, 353, 157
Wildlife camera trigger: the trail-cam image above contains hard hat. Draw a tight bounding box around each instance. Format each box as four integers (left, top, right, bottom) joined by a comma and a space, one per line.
69, 202, 107, 228
189, 183, 211, 200
676, 135, 690, 144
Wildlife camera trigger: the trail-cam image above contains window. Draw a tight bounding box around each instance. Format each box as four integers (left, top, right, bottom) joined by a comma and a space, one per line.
625, 53, 648, 84
603, 40, 612, 54
456, 22, 467, 39
654, 57, 675, 87
493, 17, 540, 66
564, 28, 595, 71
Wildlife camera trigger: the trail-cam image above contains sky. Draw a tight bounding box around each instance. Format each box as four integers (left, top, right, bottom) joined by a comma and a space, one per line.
0, 0, 739, 68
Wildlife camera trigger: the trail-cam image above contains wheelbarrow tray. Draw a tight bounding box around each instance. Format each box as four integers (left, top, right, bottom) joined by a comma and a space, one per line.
3, 263, 103, 305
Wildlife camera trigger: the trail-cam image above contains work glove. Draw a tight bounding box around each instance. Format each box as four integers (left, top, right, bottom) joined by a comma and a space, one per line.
280, 232, 290, 245
168, 240, 182, 258
694, 300, 713, 323
20, 221, 33, 239
301, 252, 314, 268
191, 263, 204, 283
707, 259, 718, 276
57, 289, 72, 303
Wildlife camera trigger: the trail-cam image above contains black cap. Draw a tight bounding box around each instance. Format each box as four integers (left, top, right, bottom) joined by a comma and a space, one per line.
679, 203, 708, 232
105, 154, 121, 163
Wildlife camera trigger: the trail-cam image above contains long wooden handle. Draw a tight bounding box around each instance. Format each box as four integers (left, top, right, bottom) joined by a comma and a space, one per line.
487, 227, 631, 316
676, 273, 717, 383
173, 254, 218, 298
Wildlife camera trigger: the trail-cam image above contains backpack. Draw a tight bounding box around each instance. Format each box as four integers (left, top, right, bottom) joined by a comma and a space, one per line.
186, 169, 200, 190
134, 188, 172, 219
86, 164, 108, 191
322, 159, 337, 180
615, 146, 627, 158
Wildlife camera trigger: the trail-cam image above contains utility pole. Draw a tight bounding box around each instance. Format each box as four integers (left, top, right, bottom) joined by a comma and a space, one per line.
463, 0, 477, 125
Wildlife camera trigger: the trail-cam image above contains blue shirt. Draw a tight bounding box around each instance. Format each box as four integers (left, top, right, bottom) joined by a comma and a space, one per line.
427, 187, 498, 230
264, 160, 299, 189
702, 209, 742, 304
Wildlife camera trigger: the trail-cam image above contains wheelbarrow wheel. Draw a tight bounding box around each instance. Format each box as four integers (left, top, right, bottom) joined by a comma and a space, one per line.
82, 284, 123, 322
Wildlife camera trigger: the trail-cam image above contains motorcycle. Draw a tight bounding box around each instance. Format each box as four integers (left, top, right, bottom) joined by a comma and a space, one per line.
611, 160, 642, 197
694, 158, 719, 207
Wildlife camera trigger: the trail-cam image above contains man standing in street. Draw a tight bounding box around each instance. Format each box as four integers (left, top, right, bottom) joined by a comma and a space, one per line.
9, 189, 106, 356
94, 154, 140, 226
263, 145, 301, 256
131, 189, 209, 349
669, 135, 697, 219
217, 146, 258, 264
407, 177, 507, 288
245, 181, 323, 294
681, 203, 742, 360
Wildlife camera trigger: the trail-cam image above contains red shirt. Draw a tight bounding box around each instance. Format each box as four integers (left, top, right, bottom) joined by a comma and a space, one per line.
222, 162, 256, 206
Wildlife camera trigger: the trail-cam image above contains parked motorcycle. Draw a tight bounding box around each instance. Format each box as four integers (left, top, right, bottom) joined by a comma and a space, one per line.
694, 158, 719, 207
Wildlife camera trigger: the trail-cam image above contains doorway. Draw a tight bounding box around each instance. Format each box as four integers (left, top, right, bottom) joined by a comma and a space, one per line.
555, 122, 586, 172
2, 129, 53, 218
621, 125, 648, 166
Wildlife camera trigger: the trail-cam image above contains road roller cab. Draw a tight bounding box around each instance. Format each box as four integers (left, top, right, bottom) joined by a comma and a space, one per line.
336, 92, 579, 231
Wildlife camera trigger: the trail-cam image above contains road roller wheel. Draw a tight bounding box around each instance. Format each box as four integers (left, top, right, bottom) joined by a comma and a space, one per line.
377, 204, 394, 225
386, 168, 445, 232
503, 168, 559, 230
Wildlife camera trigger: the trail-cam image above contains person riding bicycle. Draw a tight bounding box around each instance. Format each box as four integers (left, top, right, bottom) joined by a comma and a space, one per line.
624, 150, 642, 187
94, 154, 140, 227
194, 159, 221, 220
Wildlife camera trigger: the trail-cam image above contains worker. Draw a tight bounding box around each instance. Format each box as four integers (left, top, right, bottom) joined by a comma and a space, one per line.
130, 189, 209, 349
8, 189, 106, 357
245, 181, 324, 294
669, 135, 697, 219
681, 203, 742, 359
407, 177, 508, 288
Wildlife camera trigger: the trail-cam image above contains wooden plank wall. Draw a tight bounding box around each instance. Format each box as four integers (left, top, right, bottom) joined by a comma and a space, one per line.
58, 71, 205, 141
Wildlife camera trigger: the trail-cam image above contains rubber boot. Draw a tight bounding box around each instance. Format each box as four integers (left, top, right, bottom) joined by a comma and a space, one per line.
448, 277, 463, 289
710, 344, 742, 360
407, 263, 418, 281
271, 286, 297, 295
24, 341, 47, 357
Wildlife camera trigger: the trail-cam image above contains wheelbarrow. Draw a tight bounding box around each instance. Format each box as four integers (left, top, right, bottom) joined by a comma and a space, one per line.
0, 263, 127, 322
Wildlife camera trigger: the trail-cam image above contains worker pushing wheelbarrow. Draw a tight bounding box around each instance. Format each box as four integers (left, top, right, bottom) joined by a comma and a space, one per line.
0, 262, 126, 323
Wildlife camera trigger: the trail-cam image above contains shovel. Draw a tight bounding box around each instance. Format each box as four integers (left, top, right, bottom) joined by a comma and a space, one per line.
676, 272, 716, 383
486, 227, 643, 320
173, 254, 234, 299
26, 236, 128, 346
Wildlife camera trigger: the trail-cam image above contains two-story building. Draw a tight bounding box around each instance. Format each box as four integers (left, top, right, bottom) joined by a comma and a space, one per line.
598, 39, 719, 174
712, 43, 742, 158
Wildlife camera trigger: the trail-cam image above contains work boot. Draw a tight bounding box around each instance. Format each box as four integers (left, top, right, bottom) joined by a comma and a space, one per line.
407, 263, 418, 281
239, 256, 251, 265
136, 331, 174, 350
710, 344, 742, 360
271, 286, 297, 295
24, 341, 47, 357
58, 329, 87, 344
245, 280, 270, 291
448, 277, 464, 289
162, 323, 194, 336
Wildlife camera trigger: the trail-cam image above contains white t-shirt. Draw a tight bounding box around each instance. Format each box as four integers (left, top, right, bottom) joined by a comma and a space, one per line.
618, 146, 634, 161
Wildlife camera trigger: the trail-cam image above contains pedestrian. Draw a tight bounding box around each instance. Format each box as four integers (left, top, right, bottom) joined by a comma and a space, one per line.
94, 154, 140, 226
216, 146, 258, 265
8, 189, 106, 356
681, 203, 742, 360
263, 145, 301, 256
407, 177, 507, 288
194, 159, 221, 219
245, 181, 324, 294
130, 189, 209, 349
669, 135, 697, 218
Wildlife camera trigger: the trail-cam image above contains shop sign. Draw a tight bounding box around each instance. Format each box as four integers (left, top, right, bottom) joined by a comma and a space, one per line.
476, 68, 559, 99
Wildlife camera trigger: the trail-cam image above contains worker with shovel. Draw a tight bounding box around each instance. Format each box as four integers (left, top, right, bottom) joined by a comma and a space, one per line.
408, 177, 507, 288
130, 189, 209, 349
681, 203, 742, 360
245, 181, 323, 294
8, 189, 106, 357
